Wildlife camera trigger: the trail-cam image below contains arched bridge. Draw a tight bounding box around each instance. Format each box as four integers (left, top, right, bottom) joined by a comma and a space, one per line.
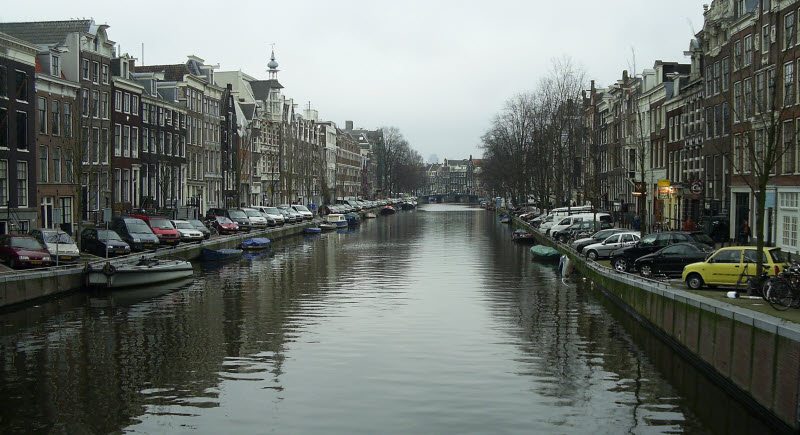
422, 193, 480, 204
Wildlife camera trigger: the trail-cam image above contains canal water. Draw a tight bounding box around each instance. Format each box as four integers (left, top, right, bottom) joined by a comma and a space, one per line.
0, 204, 769, 434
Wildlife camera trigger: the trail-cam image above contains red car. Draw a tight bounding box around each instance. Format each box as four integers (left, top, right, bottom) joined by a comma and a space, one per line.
212, 216, 239, 234
0, 235, 53, 269
129, 214, 181, 246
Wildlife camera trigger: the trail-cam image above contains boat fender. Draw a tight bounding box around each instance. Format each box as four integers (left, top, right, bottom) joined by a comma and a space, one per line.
561, 256, 573, 278
102, 262, 116, 276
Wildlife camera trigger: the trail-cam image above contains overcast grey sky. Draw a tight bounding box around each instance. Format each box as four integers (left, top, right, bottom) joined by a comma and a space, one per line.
5, 0, 704, 160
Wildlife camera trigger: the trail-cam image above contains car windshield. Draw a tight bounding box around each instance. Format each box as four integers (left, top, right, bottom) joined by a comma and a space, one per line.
127, 221, 153, 234
175, 221, 194, 229
43, 232, 74, 244
770, 249, 789, 263
265, 207, 280, 214
10, 237, 43, 250
244, 210, 262, 217
97, 230, 122, 241
229, 210, 247, 219
189, 220, 207, 228
150, 218, 174, 230
216, 216, 233, 224
294, 205, 310, 212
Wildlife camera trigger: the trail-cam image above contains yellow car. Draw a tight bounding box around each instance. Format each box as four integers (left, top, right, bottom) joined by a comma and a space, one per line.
682, 246, 789, 290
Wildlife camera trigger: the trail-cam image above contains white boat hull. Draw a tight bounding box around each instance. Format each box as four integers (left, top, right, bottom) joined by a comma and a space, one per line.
87, 260, 194, 288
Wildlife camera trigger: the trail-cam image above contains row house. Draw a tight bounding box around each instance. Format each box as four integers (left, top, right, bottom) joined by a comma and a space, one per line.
131, 68, 188, 212
0, 32, 38, 233
1, 20, 116, 224
318, 121, 338, 203
34, 41, 80, 233
336, 129, 362, 199
110, 54, 143, 214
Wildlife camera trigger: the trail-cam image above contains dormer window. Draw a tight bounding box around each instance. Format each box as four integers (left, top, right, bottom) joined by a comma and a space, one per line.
51, 55, 60, 77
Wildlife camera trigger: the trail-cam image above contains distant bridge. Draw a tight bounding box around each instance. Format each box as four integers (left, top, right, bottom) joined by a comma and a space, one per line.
422, 193, 480, 204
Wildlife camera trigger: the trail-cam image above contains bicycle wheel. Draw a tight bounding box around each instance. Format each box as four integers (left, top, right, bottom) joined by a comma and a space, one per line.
764, 277, 793, 311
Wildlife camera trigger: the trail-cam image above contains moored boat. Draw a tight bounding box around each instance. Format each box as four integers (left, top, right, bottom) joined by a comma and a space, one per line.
201, 248, 244, 261
362, 212, 377, 219
241, 237, 271, 250
304, 227, 322, 234
512, 229, 537, 244
529, 245, 561, 262
85, 258, 194, 289
325, 213, 349, 228
400, 202, 416, 210
380, 206, 396, 215
319, 222, 338, 231
499, 214, 512, 224
345, 212, 361, 226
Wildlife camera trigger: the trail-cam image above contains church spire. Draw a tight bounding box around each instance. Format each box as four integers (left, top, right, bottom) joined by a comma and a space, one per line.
267, 45, 279, 80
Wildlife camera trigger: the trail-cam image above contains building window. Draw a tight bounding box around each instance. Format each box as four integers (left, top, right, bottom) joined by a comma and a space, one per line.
114, 90, 122, 112
101, 64, 109, 84
123, 125, 130, 157
101, 92, 109, 119
53, 146, 61, 183
81, 127, 89, 163
734, 40, 742, 69
763, 25, 771, 53
16, 161, 28, 207
131, 95, 139, 116
782, 214, 799, 250
744, 34, 753, 66
63, 103, 72, 138
784, 120, 796, 174
722, 57, 730, 91
149, 129, 155, 153
713, 61, 721, 95
51, 55, 60, 77
81, 89, 89, 116
92, 90, 100, 118
132, 127, 139, 158
51, 100, 60, 136
92, 127, 100, 164
722, 102, 730, 135
143, 128, 149, 153
101, 128, 108, 164
39, 146, 48, 182
123, 93, 131, 114
92, 61, 99, 84
15, 70, 28, 102
0, 160, 6, 206
786, 12, 796, 49
744, 77, 753, 118
64, 150, 73, 183
0, 108, 6, 147
785, 61, 795, 106
114, 168, 121, 203
122, 169, 130, 203
0, 66, 6, 97
81, 59, 89, 80
114, 124, 121, 156
38, 97, 47, 134
15, 111, 27, 149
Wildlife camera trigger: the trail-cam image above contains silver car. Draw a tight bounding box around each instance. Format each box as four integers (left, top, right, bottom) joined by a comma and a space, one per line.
583, 232, 640, 261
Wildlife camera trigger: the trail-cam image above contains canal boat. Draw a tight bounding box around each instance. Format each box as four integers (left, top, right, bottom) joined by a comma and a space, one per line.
529, 245, 561, 262
400, 202, 416, 210
85, 258, 194, 289
512, 229, 537, 244
201, 248, 244, 261
325, 214, 349, 228
362, 212, 377, 219
241, 237, 271, 250
345, 213, 361, 226
380, 206, 396, 215
319, 222, 338, 231
499, 214, 512, 224
304, 227, 322, 234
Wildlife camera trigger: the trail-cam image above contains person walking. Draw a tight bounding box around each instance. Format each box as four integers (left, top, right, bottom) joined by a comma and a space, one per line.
738, 219, 751, 245
632, 214, 641, 231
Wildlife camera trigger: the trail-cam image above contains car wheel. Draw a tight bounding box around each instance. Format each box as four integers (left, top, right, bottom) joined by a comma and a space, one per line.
587, 250, 598, 261
613, 258, 629, 272
686, 273, 704, 290
9, 258, 18, 269
640, 264, 653, 277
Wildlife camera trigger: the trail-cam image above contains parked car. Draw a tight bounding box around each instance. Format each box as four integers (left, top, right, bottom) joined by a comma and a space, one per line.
80, 228, 131, 257
212, 216, 239, 235
682, 246, 789, 290
0, 235, 52, 269
129, 214, 181, 246
258, 206, 286, 225
549, 213, 613, 240
31, 229, 81, 263
552, 220, 610, 243
634, 242, 715, 277
227, 209, 252, 231
584, 232, 641, 261
571, 228, 628, 254
241, 208, 270, 229
205, 208, 228, 220
111, 217, 161, 251
291, 205, 314, 220
278, 205, 303, 223
172, 220, 205, 242
609, 231, 715, 273
188, 219, 212, 240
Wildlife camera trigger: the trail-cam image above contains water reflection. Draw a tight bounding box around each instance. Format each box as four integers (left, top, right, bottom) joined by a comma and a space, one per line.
0, 205, 769, 433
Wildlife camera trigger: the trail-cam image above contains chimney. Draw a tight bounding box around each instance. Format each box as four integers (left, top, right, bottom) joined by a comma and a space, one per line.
345, 120, 353, 131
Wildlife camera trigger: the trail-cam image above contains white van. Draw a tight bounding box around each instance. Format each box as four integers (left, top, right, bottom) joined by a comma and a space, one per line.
549, 212, 613, 239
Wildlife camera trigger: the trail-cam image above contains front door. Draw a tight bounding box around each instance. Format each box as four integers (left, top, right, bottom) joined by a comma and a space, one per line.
735, 192, 750, 242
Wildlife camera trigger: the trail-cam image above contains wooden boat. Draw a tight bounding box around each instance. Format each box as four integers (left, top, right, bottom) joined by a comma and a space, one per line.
241, 237, 271, 250
380, 206, 396, 215
529, 245, 561, 262
304, 227, 322, 234
325, 213, 349, 228
512, 229, 537, 244
85, 258, 194, 289
319, 222, 338, 231
201, 248, 244, 261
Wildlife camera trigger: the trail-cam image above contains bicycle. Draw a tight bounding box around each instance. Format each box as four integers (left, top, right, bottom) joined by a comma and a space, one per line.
761, 262, 800, 310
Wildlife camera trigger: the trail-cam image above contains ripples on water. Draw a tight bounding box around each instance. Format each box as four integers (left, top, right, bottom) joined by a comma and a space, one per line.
0, 204, 774, 433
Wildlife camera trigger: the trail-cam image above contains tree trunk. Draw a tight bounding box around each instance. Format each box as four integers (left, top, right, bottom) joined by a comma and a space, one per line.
754, 186, 767, 278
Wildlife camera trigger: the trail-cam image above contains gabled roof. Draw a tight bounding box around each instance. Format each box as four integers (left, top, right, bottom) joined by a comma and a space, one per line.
0, 19, 94, 46
135, 64, 190, 82
250, 79, 283, 100
240, 103, 257, 120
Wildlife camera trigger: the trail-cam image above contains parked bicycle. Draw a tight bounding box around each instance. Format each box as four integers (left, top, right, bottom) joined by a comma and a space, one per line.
761, 262, 800, 310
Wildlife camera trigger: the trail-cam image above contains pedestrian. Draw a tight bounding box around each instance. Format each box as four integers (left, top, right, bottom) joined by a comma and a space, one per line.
632, 214, 641, 231
738, 219, 751, 245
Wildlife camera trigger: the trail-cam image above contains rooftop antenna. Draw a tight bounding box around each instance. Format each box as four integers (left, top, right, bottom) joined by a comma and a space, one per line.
141, 42, 144, 65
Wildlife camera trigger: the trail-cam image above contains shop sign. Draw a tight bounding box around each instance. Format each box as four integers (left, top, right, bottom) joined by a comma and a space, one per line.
657, 179, 672, 200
